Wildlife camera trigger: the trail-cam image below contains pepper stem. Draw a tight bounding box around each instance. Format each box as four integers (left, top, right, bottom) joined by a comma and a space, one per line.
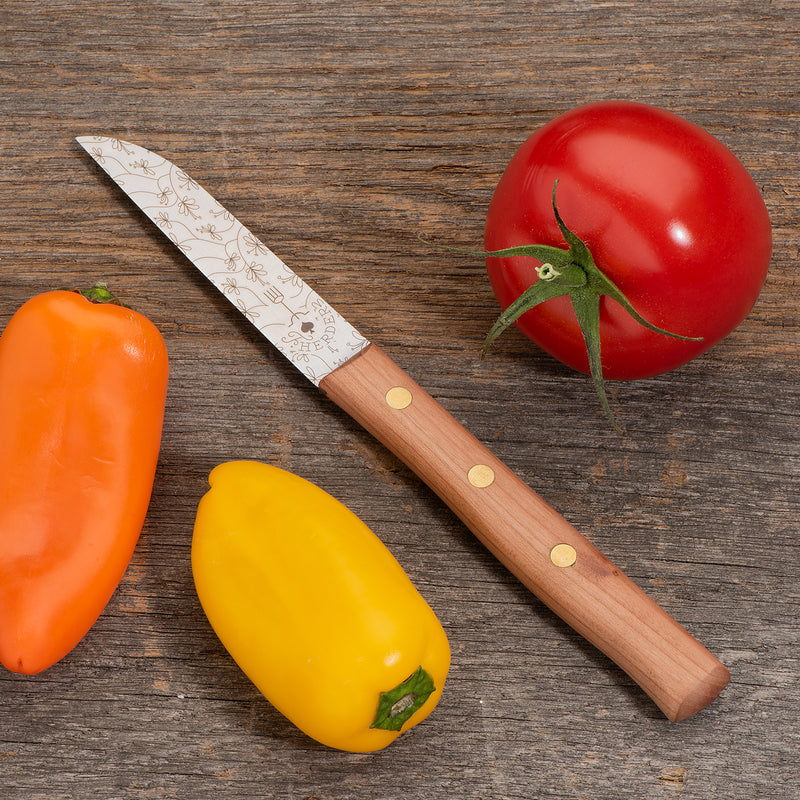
370, 666, 435, 732
74, 282, 129, 307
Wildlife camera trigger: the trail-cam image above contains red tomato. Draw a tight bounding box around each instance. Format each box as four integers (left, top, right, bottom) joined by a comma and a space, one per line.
484, 101, 772, 381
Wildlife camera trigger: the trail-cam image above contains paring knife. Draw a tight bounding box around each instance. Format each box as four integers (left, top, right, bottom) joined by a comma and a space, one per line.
76, 136, 730, 721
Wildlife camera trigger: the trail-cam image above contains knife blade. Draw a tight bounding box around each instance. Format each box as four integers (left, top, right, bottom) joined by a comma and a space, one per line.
76, 135, 730, 721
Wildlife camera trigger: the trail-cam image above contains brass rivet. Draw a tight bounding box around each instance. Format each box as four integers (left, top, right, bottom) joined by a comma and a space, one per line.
467, 464, 495, 488
385, 386, 413, 409
550, 543, 577, 568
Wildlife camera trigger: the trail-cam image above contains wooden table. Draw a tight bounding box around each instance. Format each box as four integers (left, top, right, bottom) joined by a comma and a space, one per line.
2, 2, 798, 797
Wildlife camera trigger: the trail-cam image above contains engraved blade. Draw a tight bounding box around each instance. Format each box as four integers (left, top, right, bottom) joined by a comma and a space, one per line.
76, 136, 369, 385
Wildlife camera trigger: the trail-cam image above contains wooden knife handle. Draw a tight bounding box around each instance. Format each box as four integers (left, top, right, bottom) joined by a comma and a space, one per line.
320, 344, 730, 721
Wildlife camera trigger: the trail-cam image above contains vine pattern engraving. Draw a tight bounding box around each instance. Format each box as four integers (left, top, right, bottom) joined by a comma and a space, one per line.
77, 136, 369, 385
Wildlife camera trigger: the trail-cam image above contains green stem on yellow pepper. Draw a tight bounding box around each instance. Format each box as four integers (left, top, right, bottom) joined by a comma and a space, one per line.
371, 666, 435, 731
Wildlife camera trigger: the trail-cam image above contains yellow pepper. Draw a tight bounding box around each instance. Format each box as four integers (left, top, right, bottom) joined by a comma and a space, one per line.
191, 460, 451, 753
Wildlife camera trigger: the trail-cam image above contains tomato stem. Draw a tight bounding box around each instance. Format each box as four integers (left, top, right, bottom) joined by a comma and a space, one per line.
480, 182, 703, 434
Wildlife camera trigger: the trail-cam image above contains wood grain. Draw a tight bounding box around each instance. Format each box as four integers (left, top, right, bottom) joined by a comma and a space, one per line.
1, 1, 799, 798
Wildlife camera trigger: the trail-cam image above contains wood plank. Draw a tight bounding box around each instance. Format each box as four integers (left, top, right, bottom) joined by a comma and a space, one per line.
1, 1, 798, 797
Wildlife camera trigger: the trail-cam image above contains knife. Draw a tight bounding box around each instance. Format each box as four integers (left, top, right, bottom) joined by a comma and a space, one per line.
76, 135, 730, 721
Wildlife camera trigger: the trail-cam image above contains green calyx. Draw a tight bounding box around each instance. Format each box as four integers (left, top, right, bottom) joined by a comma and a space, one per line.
371, 666, 435, 732
480, 182, 702, 435
74, 282, 130, 307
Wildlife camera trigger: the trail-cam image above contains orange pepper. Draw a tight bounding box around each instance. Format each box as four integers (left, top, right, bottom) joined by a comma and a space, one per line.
0, 286, 169, 674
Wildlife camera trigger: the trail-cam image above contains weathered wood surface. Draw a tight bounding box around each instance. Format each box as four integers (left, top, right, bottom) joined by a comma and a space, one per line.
1, 1, 798, 798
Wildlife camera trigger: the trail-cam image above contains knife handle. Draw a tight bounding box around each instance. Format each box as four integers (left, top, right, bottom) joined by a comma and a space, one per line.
320, 344, 729, 721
